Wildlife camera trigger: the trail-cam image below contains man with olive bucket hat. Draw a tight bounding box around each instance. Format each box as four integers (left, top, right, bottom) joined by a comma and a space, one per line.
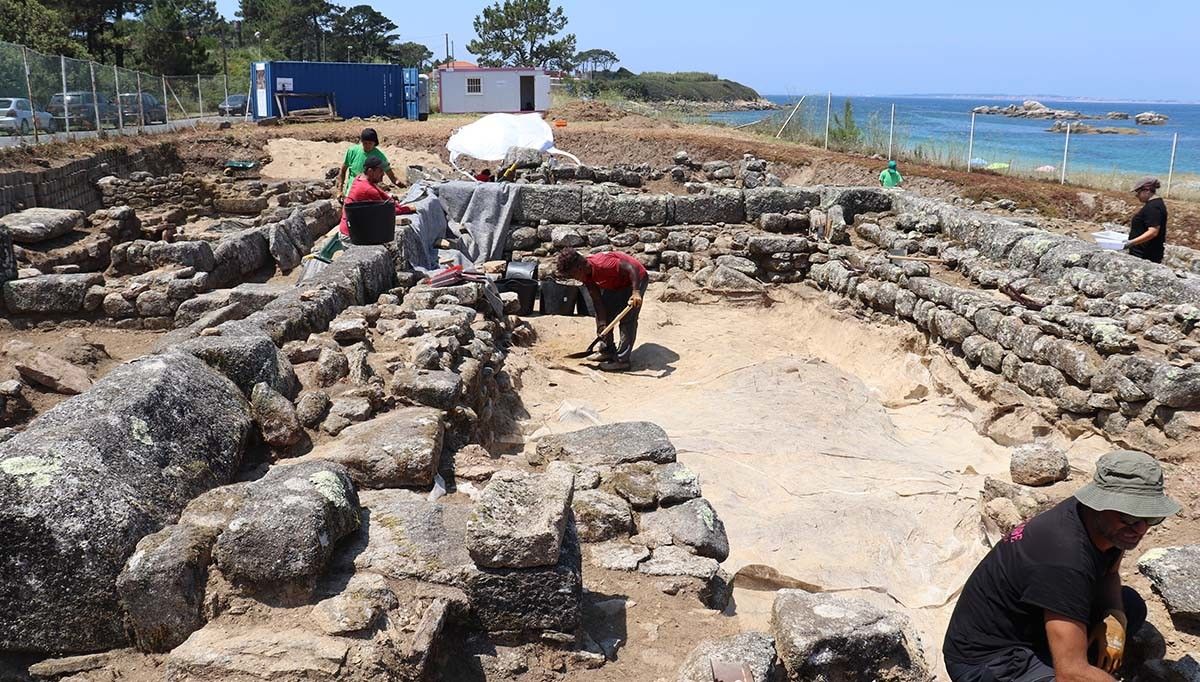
944, 450, 1181, 682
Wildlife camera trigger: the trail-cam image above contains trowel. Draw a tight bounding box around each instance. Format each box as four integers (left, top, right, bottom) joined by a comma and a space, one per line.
565, 303, 635, 359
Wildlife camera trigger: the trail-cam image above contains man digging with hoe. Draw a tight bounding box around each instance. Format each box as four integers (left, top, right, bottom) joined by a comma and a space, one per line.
944, 450, 1182, 682
557, 248, 648, 372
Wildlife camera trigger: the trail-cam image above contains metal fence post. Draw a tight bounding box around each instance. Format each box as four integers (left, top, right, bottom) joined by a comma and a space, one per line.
197, 74, 203, 117
89, 61, 102, 133
136, 73, 146, 130
1166, 132, 1178, 199
824, 92, 832, 150
1060, 122, 1071, 185
113, 65, 124, 130
888, 102, 895, 159
21, 46, 38, 144
60, 55, 70, 135
966, 112, 975, 172
775, 95, 805, 139
162, 76, 170, 124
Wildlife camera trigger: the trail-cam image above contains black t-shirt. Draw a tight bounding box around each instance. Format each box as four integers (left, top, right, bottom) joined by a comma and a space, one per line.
943, 499, 1120, 664
1129, 197, 1168, 263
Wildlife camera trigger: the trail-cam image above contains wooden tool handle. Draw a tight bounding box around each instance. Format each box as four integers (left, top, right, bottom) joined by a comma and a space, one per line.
602, 304, 634, 335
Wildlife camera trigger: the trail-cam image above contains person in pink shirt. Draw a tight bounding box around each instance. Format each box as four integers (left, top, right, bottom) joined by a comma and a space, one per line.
556, 247, 648, 372
337, 156, 406, 243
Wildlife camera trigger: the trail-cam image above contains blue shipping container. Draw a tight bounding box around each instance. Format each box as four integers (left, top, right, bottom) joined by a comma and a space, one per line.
250, 62, 421, 120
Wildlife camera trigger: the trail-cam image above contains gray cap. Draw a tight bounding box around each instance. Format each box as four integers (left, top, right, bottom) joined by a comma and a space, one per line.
1133, 176, 1160, 192
1074, 450, 1181, 518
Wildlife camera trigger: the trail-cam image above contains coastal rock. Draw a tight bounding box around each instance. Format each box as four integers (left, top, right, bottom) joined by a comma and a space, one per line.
1134, 111, 1169, 125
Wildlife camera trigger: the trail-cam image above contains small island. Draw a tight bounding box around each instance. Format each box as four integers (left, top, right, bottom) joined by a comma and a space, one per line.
1046, 121, 1140, 135
973, 100, 1101, 120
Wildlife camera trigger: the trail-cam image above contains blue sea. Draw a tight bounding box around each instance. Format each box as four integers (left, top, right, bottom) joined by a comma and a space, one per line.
707, 95, 1200, 182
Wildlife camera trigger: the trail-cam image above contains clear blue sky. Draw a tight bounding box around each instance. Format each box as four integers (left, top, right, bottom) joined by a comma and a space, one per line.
212, 0, 1200, 101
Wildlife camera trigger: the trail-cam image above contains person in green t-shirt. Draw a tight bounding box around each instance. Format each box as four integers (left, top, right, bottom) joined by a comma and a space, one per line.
879, 160, 903, 188
335, 128, 401, 200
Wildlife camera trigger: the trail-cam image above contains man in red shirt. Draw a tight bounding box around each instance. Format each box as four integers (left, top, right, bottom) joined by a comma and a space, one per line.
556, 247, 648, 372
337, 156, 405, 243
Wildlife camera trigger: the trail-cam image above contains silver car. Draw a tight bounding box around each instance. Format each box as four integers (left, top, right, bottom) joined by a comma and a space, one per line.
0, 97, 56, 135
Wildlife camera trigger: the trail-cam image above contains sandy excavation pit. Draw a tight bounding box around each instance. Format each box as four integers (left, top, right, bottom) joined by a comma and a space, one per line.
1, 137, 1199, 682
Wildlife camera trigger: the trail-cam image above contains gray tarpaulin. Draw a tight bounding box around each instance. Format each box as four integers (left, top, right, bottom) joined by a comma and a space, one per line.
398, 184, 449, 272
445, 182, 518, 265
401, 181, 518, 271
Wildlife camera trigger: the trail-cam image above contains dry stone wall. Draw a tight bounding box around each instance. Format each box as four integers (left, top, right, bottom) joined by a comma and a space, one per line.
513, 182, 1198, 458
0, 143, 182, 218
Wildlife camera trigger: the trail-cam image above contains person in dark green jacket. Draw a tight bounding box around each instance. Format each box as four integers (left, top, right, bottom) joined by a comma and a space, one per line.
879, 160, 903, 188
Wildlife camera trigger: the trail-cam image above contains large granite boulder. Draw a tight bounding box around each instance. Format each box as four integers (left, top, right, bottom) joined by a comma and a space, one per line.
2, 273, 104, 314
305, 407, 444, 488
213, 461, 360, 586
0, 207, 84, 244
534, 421, 677, 467
770, 590, 929, 682
0, 351, 251, 654
1138, 546, 1200, 624
177, 328, 299, 399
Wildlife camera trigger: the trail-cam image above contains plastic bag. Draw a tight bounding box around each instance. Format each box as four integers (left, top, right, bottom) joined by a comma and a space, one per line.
446, 113, 581, 169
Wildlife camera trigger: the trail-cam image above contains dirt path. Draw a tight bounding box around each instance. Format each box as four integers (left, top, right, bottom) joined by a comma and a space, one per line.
505, 285, 1119, 674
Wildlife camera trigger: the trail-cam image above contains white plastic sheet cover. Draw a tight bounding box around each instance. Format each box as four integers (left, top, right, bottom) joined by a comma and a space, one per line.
446, 113, 581, 170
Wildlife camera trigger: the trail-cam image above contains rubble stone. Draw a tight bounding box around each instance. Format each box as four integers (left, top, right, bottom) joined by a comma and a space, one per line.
638, 498, 730, 561
678, 632, 779, 682
771, 590, 929, 682
1009, 442, 1070, 486
467, 470, 575, 569
308, 407, 444, 488
534, 421, 677, 467
572, 488, 634, 542
213, 461, 360, 586
1138, 545, 1200, 624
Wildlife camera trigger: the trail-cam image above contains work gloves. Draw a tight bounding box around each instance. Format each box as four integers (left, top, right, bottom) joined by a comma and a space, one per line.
1089, 610, 1127, 674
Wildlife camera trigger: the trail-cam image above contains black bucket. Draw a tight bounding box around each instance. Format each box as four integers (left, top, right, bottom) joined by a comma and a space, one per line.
498, 278, 538, 316
540, 280, 579, 315
344, 200, 396, 245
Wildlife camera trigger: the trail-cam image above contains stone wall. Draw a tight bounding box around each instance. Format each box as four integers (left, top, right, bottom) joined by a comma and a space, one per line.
0, 143, 182, 218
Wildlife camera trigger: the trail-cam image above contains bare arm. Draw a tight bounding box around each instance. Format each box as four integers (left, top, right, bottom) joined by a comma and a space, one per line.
617, 261, 646, 307
1127, 226, 1160, 246
335, 163, 349, 198
1045, 612, 1115, 682
588, 283, 608, 331
386, 168, 403, 188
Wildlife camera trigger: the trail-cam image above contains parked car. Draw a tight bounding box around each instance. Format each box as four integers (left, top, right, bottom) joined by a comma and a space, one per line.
0, 97, 57, 135
218, 94, 248, 116
45, 91, 118, 130
117, 92, 168, 125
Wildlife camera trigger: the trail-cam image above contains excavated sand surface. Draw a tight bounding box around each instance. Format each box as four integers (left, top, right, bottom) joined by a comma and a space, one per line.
508, 284, 1115, 671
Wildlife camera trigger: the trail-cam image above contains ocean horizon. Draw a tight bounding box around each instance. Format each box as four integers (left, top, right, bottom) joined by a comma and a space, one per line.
707, 95, 1200, 181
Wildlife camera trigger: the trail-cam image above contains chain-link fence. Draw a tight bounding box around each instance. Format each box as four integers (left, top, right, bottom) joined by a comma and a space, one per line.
730, 94, 1200, 201
1, 39, 250, 143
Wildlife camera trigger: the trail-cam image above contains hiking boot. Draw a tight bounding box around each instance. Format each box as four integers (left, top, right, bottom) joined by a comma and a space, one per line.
598, 360, 631, 372
586, 350, 616, 362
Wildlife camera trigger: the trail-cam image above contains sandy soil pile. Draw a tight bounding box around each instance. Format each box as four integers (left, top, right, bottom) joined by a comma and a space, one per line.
260, 138, 451, 181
